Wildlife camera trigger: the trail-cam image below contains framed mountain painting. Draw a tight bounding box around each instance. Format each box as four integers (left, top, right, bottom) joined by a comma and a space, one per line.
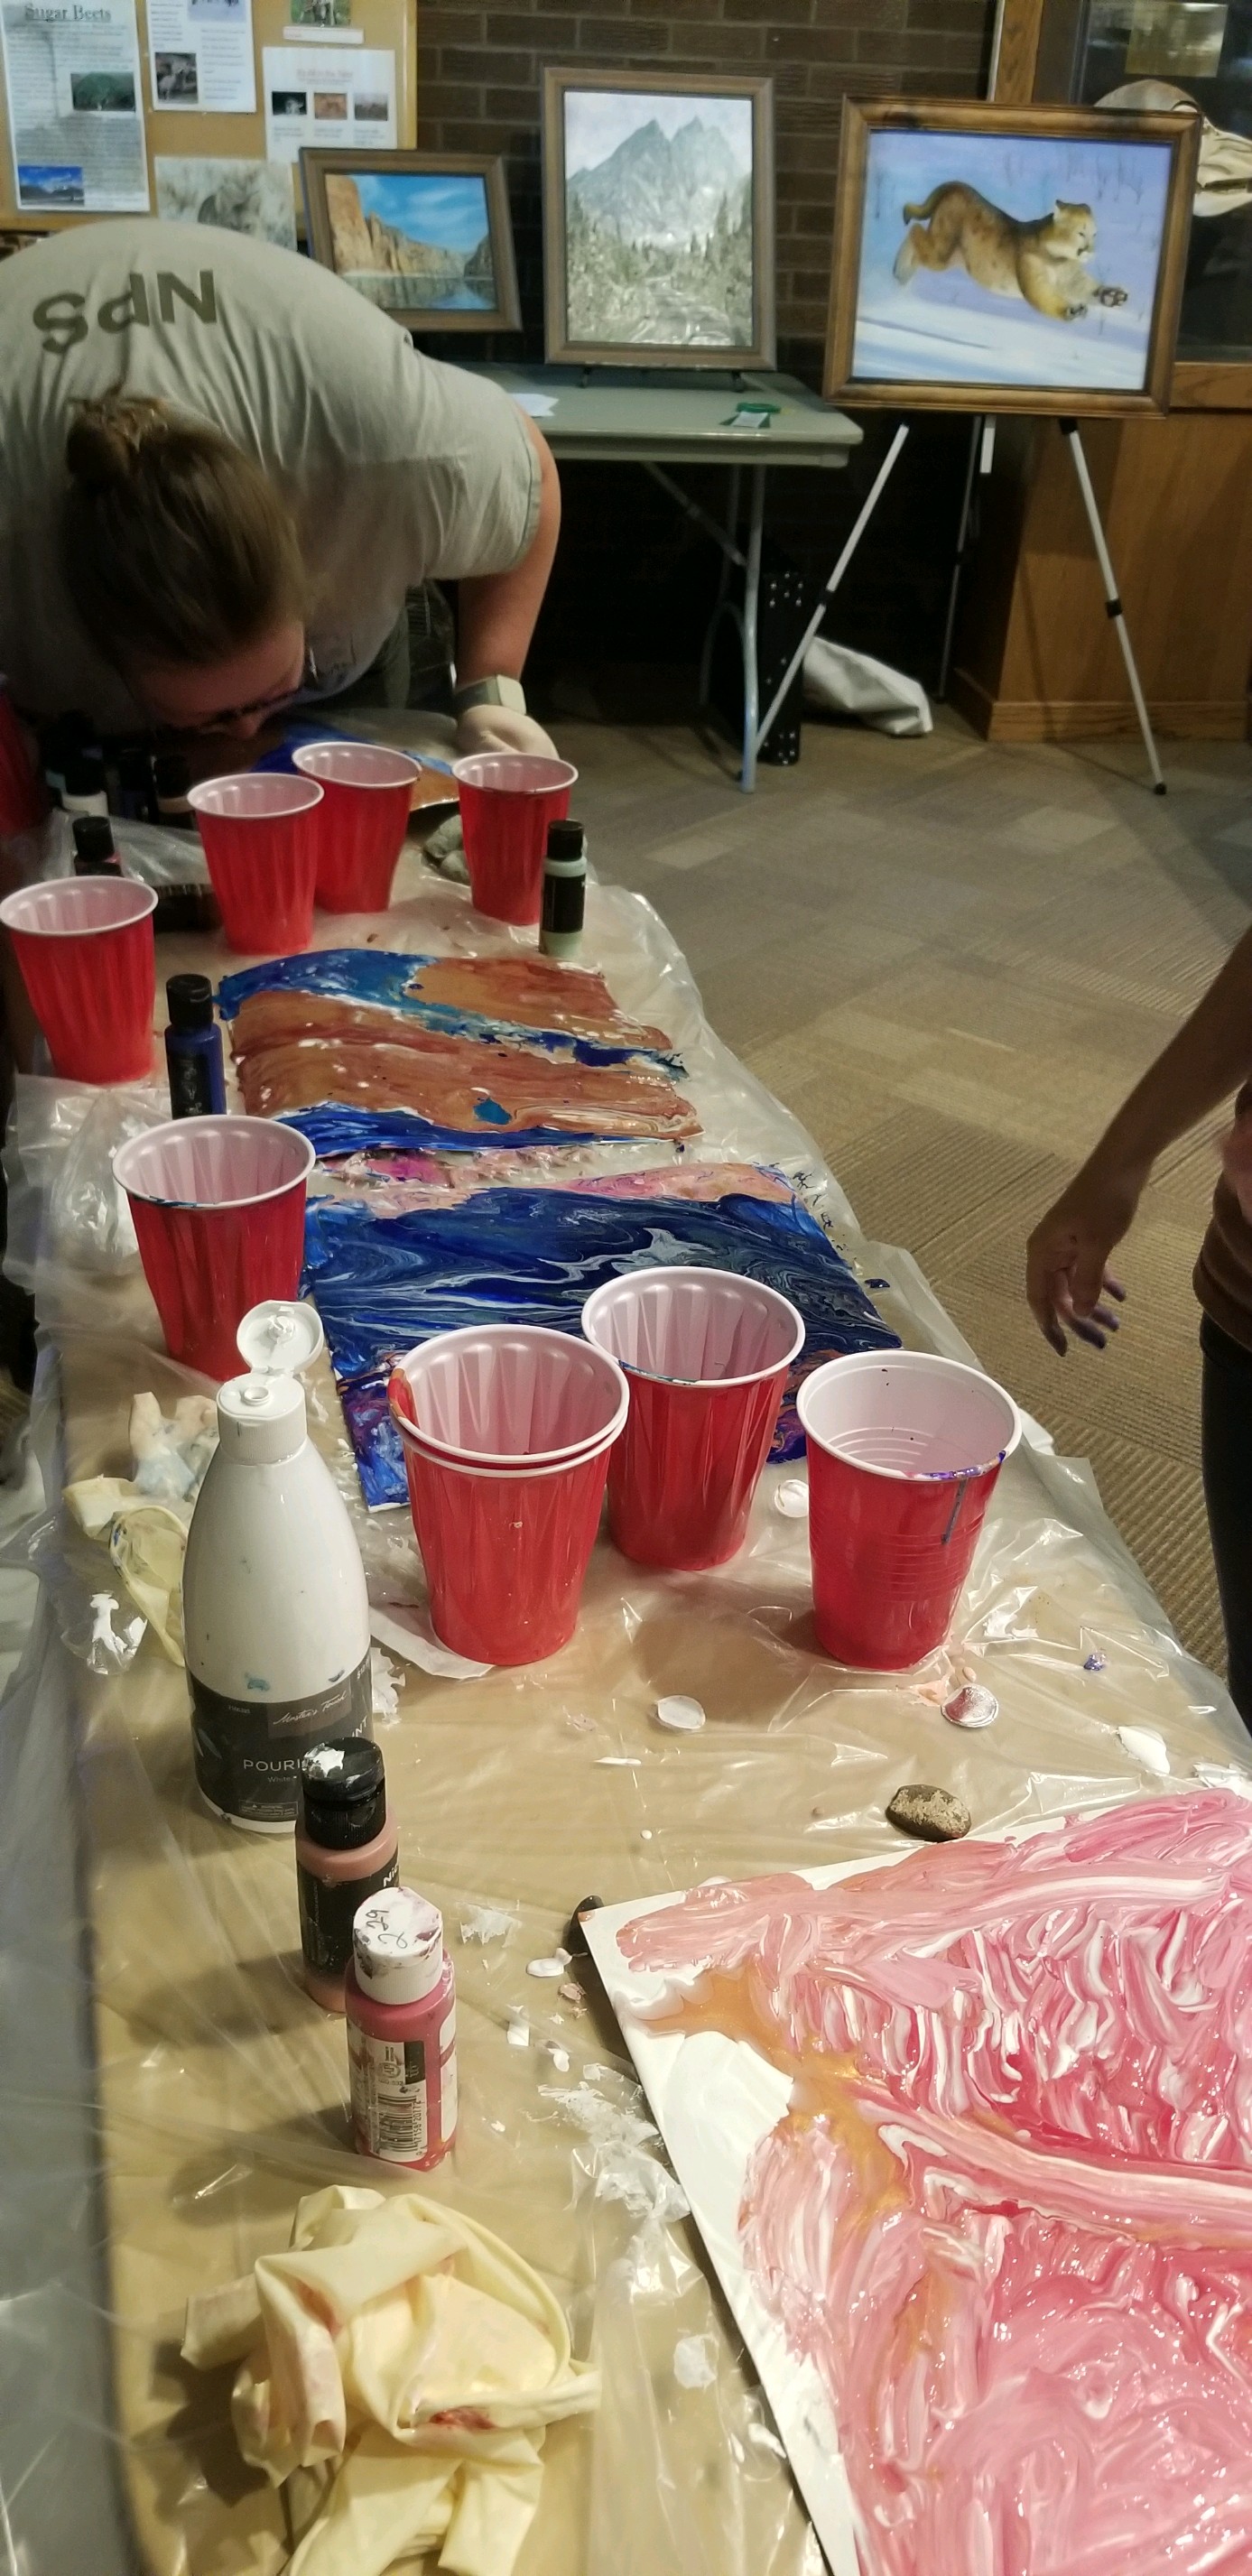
542, 69, 775, 368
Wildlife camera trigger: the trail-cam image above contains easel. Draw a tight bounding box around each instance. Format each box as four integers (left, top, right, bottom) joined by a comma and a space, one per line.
755, 410, 1166, 795
936, 413, 1166, 793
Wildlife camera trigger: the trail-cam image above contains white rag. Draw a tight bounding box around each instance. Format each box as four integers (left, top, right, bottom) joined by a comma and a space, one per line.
182, 2183, 599, 2576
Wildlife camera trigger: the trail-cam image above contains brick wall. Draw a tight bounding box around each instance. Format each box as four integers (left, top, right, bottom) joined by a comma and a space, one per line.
417, 0, 997, 698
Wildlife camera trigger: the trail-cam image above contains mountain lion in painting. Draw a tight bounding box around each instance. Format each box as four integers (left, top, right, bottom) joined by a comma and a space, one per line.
893, 184, 1128, 321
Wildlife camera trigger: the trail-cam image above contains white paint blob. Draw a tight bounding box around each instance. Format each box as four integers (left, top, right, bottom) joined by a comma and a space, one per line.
943, 1684, 998, 1731
655, 1695, 706, 1734
774, 1478, 810, 1518
526, 1956, 567, 1980
673, 2333, 719, 2389
1118, 1725, 1170, 1777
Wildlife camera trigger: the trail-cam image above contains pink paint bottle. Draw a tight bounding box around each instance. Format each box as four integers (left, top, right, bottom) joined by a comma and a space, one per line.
346, 1886, 457, 2170
296, 1738, 399, 2015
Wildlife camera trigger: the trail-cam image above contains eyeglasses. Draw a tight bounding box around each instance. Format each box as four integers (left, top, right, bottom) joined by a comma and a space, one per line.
162, 646, 319, 737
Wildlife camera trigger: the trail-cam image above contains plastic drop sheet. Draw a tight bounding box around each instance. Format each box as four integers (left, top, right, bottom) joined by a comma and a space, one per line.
0, 860, 1248, 2576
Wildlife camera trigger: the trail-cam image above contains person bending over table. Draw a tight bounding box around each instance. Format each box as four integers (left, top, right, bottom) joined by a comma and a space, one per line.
0, 218, 560, 754
1026, 929, 1252, 1727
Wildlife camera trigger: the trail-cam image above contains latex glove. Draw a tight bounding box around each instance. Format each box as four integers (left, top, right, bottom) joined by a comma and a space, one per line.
454, 703, 559, 761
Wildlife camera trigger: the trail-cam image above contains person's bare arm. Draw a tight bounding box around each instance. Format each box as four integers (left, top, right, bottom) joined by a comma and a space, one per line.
456, 416, 561, 692
1027, 918, 1252, 1355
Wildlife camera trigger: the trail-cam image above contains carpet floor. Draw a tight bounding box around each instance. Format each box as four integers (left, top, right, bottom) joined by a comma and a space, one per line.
556, 700, 1252, 1677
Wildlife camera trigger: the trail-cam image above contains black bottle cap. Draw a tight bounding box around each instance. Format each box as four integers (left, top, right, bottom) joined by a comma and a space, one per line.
72, 815, 117, 868
546, 819, 585, 861
153, 751, 191, 801
298, 1738, 386, 1849
166, 971, 214, 1032
64, 748, 105, 796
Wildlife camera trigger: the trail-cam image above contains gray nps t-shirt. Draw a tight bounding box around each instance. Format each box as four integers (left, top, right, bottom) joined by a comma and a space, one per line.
0, 218, 540, 729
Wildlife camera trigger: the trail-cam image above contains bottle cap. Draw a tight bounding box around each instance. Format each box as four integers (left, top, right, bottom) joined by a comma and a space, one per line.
546, 819, 585, 863
64, 748, 105, 797
216, 1369, 306, 1464
352, 1886, 444, 2006
71, 819, 117, 870
166, 971, 213, 1033
153, 750, 192, 801
299, 1737, 386, 1849
236, 1298, 325, 1376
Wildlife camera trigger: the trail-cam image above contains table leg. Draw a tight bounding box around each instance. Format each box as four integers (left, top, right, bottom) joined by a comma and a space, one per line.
740, 464, 765, 794
698, 466, 742, 709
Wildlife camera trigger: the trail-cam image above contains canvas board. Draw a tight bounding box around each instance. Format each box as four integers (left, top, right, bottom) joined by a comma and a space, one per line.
584, 1851, 906, 2575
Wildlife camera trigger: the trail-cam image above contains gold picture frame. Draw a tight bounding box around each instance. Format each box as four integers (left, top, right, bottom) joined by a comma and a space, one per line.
541, 66, 775, 371
823, 97, 1199, 415
301, 147, 522, 333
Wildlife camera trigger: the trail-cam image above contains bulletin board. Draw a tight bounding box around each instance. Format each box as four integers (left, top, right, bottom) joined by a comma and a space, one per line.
0, 0, 414, 230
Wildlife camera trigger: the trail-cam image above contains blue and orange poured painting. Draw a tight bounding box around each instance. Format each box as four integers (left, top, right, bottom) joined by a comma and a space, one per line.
303, 1183, 901, 1507
218, 950, 697, 1155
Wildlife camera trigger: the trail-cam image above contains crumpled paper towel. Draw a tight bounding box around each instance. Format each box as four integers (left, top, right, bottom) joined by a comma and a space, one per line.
64, 1390, 217, 1663
182, 2184, 599, 2576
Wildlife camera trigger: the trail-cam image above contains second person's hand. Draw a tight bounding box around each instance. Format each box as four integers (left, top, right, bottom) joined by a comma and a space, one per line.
1025, 1157, 1140, 1356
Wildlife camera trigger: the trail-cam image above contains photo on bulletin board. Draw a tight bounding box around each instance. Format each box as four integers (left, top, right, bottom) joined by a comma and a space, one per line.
301, 147, 521, 329
154, 153, 296, 246
541, 66, 775, 369
824, 98, 1200, 414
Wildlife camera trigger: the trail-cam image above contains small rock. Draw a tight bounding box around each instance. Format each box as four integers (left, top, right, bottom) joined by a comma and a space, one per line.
654, 1694, 705, 1733
943, 1684, 998, 1731
886, 1784, 971, 1843
559, 1980, 586, 2007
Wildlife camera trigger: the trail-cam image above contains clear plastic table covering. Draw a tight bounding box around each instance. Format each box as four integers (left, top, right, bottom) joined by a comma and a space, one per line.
0, 866, 1245, 2576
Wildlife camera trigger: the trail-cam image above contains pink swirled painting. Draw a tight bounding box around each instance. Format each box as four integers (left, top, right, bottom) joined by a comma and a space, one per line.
612, 1792, 1252, 2575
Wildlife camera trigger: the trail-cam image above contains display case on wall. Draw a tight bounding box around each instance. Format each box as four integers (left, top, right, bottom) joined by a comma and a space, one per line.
997, 0, 1252, 400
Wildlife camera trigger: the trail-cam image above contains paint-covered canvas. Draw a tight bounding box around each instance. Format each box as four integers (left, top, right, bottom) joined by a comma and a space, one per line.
301, 1177, 900, 1506
301, 150, 522, 331
824, 101, 1199, 414
586, 1790, 1252, 2576
543, 69, 775, 368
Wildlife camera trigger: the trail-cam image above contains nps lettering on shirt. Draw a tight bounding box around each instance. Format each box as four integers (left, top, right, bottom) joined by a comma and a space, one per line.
32, 271, 218, 356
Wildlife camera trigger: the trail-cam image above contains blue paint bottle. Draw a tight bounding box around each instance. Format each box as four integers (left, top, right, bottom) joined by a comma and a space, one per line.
165, 973, 227, 1119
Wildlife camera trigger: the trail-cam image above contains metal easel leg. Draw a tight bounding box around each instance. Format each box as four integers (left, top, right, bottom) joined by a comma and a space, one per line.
937, 413, 984, 702
740, 464, 765, 793
1060, 419, 1165, 795
752, 422, 911, 765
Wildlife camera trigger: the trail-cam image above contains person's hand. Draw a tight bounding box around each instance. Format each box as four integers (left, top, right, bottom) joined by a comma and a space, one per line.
454, 702, 559, 761
1025, 1160, 1139, 1356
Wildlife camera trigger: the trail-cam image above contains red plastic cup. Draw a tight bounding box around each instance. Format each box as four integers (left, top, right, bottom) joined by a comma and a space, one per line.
112, 1115, 315, 1380
292, 740, 421, 914
452, 754, 578, 926
797, 1352, 1022, 1670
187, 773, 324, 955
0, 877, 157, 1083
0, 682, 47, 834
388, 1324, 627, 1663
581, 1265, 805, 1570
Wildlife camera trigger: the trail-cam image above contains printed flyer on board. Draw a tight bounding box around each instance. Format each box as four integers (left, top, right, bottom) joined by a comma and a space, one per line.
148, 0, 255, 116
263, 42, 394, 162
1, 0, 149, 210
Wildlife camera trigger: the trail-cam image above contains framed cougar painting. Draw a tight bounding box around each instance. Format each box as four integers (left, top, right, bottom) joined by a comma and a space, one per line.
823, 98, 1199, 413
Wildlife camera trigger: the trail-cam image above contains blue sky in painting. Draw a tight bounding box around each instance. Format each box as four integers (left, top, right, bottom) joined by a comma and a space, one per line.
355, 171, 488, 251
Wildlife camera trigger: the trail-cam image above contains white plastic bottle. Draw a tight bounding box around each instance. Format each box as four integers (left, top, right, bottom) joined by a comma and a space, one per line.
183, 1334, 372, 1833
